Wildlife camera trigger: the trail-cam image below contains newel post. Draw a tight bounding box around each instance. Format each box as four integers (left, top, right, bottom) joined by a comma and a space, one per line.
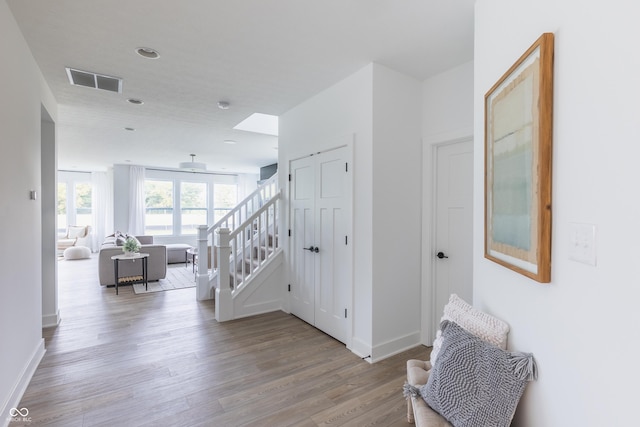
215, 227, 233, 321
196, 225, 210, 301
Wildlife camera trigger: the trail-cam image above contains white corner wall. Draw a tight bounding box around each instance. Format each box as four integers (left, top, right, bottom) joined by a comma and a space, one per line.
475, 1, 640, 425
279, 64, 375, 355
0, 1, 57, 422
371, 64, 423, 360
280, 63, 423, 361
421, 61, 474, 343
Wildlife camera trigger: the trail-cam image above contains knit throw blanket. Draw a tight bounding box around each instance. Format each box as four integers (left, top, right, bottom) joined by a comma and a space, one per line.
404, 320, 537, 427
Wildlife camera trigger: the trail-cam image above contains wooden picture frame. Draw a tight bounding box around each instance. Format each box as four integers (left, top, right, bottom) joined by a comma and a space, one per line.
484, 33, 554, 283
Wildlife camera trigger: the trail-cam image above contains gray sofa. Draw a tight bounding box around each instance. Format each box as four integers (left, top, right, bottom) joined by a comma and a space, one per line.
98, 235, 167, 286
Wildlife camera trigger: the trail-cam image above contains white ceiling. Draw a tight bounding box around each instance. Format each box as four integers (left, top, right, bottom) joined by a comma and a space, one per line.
7, 0, 475, 174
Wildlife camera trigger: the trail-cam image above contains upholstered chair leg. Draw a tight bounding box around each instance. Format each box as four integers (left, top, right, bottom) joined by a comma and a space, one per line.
407, 396, 415, 423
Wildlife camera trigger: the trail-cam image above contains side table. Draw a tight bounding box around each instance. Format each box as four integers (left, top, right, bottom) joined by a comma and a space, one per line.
186, 247, 198, 273
110, 253, 149, 295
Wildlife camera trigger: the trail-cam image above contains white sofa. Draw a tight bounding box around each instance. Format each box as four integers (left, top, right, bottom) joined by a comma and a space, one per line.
98, 235, 167, 286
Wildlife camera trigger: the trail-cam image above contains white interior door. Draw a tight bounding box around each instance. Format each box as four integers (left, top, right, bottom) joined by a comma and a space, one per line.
434, 139, 474, 335
290, 155, 316, 324
290, 146, 350, 343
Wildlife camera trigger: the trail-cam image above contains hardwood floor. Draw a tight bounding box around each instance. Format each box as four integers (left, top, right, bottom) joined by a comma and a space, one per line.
16, 255, 430, 426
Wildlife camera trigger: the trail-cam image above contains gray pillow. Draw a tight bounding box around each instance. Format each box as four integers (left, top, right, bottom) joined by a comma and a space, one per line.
421, 320, 537, 427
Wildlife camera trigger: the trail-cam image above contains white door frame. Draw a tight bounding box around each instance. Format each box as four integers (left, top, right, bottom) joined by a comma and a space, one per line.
423, 136, 474, 345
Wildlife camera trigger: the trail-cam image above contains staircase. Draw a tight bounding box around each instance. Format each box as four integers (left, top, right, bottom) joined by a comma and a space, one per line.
196, 174, 284, 322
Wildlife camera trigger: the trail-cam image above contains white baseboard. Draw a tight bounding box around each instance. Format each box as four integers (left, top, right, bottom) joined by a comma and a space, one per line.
349, 337, 372, 362
42, 310, 61, 328
370, 331, 422, 363
1, 339, 45, 427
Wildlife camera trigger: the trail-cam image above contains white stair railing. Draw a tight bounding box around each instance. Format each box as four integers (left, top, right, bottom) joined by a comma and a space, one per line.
196, 174, 281, 311
209, 173, 278, 232
215, 193, 280, 320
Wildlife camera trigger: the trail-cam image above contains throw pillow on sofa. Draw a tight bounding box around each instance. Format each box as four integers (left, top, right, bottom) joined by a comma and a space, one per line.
420, 320, 537, 427
430, 294, 510, 366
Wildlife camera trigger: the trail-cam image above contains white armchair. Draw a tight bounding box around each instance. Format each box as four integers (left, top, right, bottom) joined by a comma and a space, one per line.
57, 225, 92, 253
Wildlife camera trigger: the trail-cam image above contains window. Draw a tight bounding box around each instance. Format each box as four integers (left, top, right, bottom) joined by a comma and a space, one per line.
213, 183, 238, 223
144, 180, 174, 235
143, 170, 240, 237
181, 182, 207, 234
57, 171, 92, 233
75, 182, 92, 226
57, 183, 67, 234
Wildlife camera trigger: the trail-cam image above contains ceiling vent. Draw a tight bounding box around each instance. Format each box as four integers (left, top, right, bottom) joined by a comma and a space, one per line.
65, 67, 122, 93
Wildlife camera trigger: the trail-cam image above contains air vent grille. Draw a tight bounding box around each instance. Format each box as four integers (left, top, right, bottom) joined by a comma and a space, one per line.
65, 67, 122, 93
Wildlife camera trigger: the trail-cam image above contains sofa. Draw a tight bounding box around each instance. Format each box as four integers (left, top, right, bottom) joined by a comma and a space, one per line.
98, 235, 167, 286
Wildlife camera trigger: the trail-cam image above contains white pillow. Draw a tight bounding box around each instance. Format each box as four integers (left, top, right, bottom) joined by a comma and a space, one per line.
67, 225, 87, 239
430, 294, 510, 366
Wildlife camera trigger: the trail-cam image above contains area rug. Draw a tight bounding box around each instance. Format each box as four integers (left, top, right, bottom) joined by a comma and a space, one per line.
133, 264, 196, 294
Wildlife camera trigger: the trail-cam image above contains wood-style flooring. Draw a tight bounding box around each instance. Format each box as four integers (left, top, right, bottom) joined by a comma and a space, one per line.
16, 255, 430, 426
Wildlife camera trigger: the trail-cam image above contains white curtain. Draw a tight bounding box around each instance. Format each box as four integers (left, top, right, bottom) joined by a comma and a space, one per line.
128, 165, 146, 235
91, 171, 113, 252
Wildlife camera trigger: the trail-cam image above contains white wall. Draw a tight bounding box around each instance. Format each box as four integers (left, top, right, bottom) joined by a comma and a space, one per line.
475, 1, 640, 425
280, 63, 423, 360
41, 109, 59, 328
0, 1, 57, 421
421, 61, 474, 343
371, 65, 423, 359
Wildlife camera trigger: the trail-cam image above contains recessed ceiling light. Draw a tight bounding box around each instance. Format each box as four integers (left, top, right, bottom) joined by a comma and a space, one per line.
223, 139, 236, 145
135, 47, 160, 59
124, 127, 135, 131
127, 98, 144, 105
217, 101, 230, 110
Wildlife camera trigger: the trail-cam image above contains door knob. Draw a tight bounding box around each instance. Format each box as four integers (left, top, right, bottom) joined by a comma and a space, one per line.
304, 246, 316, 252
313, 247, 319, 253
436, 251, 449, 259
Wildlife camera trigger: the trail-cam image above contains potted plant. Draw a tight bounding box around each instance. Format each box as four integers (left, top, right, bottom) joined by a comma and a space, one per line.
122, 236, 141, 256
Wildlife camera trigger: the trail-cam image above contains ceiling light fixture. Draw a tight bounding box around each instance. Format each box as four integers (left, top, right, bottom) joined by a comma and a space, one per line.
178, 154, 207, 172
135, 47, 160, 59
217, 101, 230, 110
124, 127, 135, 131
127, 98, 144, 105
223, 139, 236, 145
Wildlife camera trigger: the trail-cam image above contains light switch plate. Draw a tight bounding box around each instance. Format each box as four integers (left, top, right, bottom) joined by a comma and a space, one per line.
568, 222, 596, 266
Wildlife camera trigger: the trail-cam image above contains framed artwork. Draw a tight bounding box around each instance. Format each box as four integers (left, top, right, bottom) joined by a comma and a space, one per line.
484, 33, 554, 283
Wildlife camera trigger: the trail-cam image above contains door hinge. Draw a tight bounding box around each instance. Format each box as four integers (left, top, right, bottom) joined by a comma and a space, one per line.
288, 284, 291, 292
288, 229, 291, 237
344, 308, 347, 318
345, 235, 348, 245
288, 174, 292, 181
345, 162, 348, 172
